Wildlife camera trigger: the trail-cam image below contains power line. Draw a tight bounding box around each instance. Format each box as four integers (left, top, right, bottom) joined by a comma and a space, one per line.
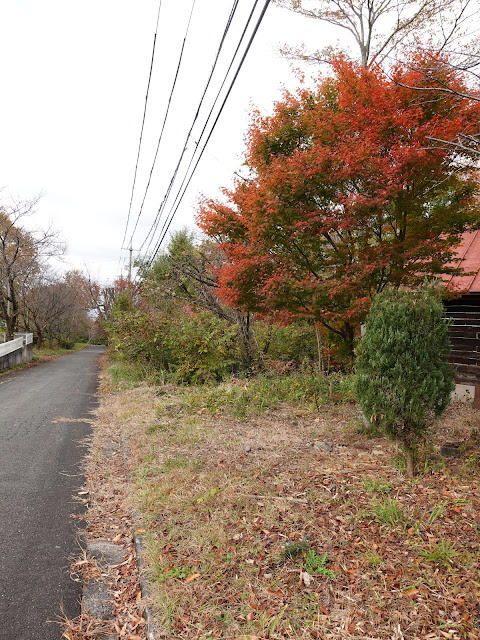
139, 0, 242, 256
147, 0, 271, 267
119, 0, 163, 263
127, 0, 198, 248
139, 0, 265, 270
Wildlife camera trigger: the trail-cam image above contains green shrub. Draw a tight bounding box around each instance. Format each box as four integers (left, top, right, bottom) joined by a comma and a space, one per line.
164, 311, 240, 383
355, 286, 455, 476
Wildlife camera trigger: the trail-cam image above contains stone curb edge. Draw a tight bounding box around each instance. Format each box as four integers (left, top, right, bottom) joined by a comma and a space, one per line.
133, 533, 159, 640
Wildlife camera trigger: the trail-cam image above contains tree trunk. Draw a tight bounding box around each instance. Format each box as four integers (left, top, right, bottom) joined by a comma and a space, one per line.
237, 312, 255, 368
341, 322, 356, 360
404, 444, 415, 477
315, 325, 324, 376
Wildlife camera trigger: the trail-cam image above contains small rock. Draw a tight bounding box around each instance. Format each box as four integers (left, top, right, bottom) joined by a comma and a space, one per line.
88, 541, 124, 567
301, 570, 313, 587
440, 443, 463, 458
264, 572, 273, 578
245, 446, 252, 453
314, 441, 334, 453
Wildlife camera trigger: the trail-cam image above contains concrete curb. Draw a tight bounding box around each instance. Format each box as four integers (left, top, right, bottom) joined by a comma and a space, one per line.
134, 533, 160, 640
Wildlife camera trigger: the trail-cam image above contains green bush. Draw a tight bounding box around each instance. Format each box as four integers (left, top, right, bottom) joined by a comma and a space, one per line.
355, 286, 455, 476
164, 311, 241, 383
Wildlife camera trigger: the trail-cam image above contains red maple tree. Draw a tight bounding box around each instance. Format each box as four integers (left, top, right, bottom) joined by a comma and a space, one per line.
197, 56, 480, 354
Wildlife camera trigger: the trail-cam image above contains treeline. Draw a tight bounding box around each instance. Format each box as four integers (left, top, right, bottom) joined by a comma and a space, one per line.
107, 55, 480, 381
106, 230, 343, 383
0, 197, 100, 348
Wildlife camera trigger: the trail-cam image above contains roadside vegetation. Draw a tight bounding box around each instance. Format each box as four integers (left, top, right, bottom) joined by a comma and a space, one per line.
97, 360, 480, 639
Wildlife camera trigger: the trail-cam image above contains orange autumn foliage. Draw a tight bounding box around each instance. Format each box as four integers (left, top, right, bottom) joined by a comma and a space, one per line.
197, 56, 480, 352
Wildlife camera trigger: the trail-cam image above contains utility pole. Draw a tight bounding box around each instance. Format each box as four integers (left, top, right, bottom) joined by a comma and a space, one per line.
121, 246, 140, 283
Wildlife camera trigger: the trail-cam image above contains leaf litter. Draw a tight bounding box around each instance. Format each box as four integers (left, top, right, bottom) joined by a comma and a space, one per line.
66, 366, 480, 639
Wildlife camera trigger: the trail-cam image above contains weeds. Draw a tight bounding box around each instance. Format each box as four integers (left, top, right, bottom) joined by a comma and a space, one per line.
426, 501, 447, 525
363, 477, 392, 494
373, 498, 405, 525
146, 423, 169, 434
179, 372, 356, 418
281, 539, 310, 560
418, 539, 458, 566
161, 455, 189, 471
155, 565, 194, 583
364, 550, 382, 567
304, 549, 335, 578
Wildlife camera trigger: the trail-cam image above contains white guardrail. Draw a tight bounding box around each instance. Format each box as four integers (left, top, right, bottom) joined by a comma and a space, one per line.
0, 333, 33, 357
0, 337, 24, 357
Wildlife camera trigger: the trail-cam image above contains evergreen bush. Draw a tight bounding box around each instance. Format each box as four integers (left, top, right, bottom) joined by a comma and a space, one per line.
355, 286, 455, 476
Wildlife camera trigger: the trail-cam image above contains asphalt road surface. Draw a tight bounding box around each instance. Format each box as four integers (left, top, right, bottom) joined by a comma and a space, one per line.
0, 345, 104, 640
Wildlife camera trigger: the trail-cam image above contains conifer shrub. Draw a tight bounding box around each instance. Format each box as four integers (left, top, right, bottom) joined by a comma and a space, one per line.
355, 286, 455, 476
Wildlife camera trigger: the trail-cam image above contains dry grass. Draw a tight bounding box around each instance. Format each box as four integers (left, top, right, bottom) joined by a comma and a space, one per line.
90, 371, 480, 640
61, 360, 147, 640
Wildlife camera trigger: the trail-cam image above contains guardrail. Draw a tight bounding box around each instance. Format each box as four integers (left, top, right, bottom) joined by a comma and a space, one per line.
0, 333, 34, 370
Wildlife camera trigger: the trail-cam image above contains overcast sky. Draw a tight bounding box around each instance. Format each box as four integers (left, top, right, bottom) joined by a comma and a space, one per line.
0, 1, 339, 284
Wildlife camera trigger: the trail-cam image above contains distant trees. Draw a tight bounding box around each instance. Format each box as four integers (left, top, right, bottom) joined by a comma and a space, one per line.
0, 195, 95, 347
198, 58, 480, 354
20, 270, 92, 348
0, 197, 65, 340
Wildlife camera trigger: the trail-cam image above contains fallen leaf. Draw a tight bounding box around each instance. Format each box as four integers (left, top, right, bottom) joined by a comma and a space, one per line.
136, 528, 146, 534
301, 570, 313, 587
402, 587, 419, 597
184, 572, 200, 583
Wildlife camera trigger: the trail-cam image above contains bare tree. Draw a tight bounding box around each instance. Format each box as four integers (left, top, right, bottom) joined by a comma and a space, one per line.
20, 270, 90, 348
0, 196, 65, 339
273, 0, 480, 72
275, 0, 461, 66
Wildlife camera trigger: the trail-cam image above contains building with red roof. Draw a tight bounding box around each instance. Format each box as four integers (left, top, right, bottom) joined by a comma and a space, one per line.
443, 230, 480, 406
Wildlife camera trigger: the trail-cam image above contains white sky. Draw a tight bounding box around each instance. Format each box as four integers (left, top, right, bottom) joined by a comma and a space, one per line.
0, 0, 340, 284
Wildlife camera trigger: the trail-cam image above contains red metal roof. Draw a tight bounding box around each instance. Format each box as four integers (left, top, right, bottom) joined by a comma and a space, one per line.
445, 230, 480, 293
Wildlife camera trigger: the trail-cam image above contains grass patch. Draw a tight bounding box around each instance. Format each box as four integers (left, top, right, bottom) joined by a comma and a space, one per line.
363, 477, 392, 494
373, 498, 405, 526
33, 342, 89, 359
179, 371, 356, 418
418, 539, 458, 566
101, 371, 480, 639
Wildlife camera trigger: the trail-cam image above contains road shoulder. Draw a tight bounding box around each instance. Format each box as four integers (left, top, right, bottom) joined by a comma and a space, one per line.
62, 361, 149, 640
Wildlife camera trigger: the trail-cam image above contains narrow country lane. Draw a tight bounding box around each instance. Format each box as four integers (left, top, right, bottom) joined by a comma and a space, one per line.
0, 346, 104, 640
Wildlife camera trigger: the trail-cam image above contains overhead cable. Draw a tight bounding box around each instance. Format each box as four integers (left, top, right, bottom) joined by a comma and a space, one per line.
139, 0, 241, 256
119, 0, 163, 263
127, 0, 198, 247
148, 0, 271, 265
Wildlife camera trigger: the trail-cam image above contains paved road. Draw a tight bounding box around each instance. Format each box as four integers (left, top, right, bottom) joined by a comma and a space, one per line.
0, 345, 104, 640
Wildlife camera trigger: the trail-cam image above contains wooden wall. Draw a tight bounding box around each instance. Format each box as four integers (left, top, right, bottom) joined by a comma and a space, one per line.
444, 293, 480, 406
